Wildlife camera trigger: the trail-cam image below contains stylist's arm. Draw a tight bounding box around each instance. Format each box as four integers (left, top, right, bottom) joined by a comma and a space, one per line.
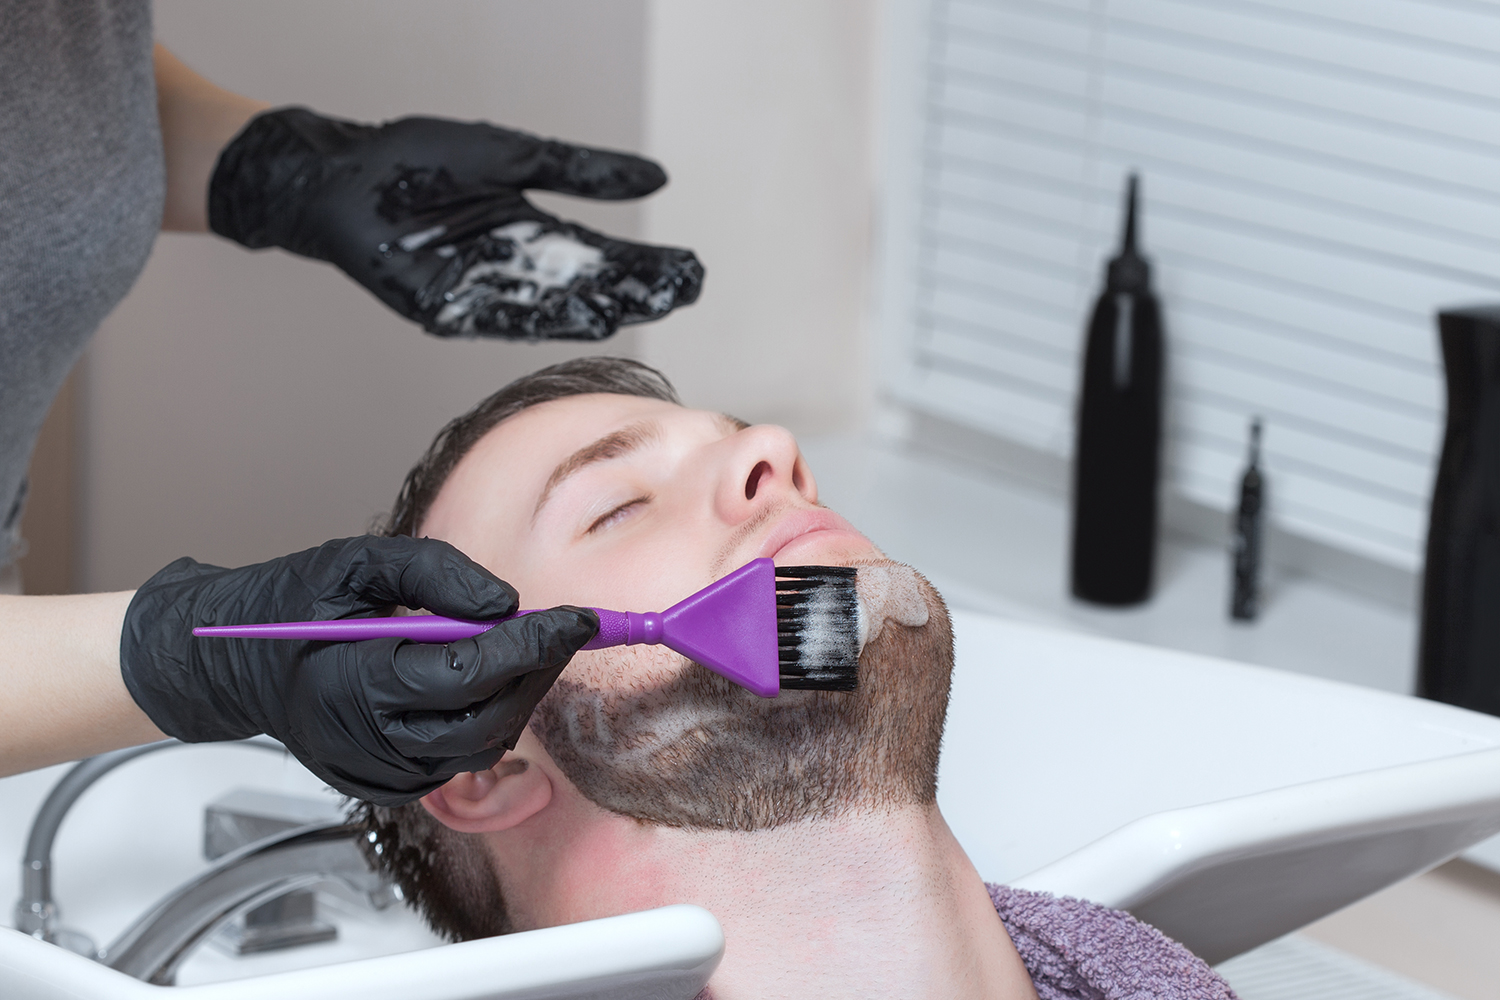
0, 47, 673, 801
2, 43, 678, 798
0, 537, 598, 808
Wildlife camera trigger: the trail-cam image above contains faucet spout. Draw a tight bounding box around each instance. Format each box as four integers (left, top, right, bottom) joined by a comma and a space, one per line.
16, 741, 179, 946
99, 820, 377, 985
14, 736, 309, 967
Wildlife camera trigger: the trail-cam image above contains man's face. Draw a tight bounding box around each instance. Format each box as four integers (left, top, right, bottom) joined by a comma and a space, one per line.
422, 391, 951, 831
421, 393, 880, 685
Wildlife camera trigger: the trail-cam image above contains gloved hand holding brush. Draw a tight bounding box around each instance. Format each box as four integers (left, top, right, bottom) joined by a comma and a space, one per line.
208, 107, 704, 340
120, 535, 599, 805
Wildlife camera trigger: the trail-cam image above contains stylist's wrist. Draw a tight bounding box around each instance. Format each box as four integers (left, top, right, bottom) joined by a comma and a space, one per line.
155, 44, 271, 232
0, 591, 166, 776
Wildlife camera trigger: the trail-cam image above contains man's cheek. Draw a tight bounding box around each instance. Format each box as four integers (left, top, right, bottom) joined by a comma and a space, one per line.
563, 644, 691, 692
564, 559, 709, 623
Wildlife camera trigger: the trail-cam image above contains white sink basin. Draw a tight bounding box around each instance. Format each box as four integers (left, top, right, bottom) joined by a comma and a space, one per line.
938, 610, 1500, 961
0, 743, 442, 983
0, 745, 721, 998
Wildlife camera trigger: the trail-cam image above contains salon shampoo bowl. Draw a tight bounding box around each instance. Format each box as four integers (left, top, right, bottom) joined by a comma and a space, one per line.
0, 902, 720, 1000
937, 610, 1500, 965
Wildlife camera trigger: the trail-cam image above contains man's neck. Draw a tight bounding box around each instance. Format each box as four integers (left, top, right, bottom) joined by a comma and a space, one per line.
496, 803, 1037, 1000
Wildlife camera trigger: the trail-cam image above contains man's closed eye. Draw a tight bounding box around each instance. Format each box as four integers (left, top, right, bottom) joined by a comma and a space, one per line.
587, 496, 651, 534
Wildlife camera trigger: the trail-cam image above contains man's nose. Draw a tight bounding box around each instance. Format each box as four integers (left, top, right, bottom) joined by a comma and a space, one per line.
714, 425, 817, 523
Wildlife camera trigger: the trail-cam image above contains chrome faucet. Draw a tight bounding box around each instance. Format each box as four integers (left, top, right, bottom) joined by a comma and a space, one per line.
98, 819, 381, 985
14, 737, 390, 984
15, 737, 286, 951
16, 740, 186, 949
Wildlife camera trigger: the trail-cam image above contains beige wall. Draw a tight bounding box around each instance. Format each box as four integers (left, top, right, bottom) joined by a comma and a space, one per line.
637, 1, 879, 433
80, 1, 650, 591
74, 1, 879, 591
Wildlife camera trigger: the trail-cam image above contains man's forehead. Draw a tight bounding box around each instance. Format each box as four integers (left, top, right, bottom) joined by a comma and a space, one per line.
427, 394, 744, 534
504, 393, 678, 447
486, 393, 721, 462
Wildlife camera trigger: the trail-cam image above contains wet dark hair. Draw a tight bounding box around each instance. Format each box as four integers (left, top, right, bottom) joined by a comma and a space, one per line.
350, 796, 509, 941
349, 355, 681, 941
382, 355, 681, 539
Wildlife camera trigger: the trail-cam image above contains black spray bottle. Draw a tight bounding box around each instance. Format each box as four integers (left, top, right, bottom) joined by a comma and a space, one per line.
1071, 174, 1165, 605
1230, 418, 1265, 621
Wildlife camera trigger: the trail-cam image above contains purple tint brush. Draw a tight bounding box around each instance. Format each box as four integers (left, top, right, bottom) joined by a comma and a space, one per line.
193, 558, 861, 698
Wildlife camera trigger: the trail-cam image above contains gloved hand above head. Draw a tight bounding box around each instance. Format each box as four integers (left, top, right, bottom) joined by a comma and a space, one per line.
208, 107, 704, 340
120, 535, 599, 805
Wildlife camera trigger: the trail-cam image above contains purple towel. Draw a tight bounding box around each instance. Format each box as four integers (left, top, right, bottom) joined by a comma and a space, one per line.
990, 884, 1238, 999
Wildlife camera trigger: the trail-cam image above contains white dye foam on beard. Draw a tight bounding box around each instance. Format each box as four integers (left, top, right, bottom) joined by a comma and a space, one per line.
853, 563, 931, 652
789, 574, 862, 667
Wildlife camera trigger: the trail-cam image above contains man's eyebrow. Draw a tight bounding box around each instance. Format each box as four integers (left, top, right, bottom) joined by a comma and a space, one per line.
532, 419, 663, 522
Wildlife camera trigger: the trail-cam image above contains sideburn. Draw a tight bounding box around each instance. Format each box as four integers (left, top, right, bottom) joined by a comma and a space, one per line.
350, 799, 511, 941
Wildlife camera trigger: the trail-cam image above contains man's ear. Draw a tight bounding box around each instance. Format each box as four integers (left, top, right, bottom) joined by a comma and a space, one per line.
421, 755, 553, 833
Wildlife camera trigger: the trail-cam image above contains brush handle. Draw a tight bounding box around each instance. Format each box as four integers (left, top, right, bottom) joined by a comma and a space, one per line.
192, 558, 782, 697
192, 607, 652, 649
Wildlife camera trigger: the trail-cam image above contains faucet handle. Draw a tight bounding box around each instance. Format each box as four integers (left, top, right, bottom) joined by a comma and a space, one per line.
205, 788, 344, 860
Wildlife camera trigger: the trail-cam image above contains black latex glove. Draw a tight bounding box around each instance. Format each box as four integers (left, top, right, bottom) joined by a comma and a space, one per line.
208, 106, 704, 340
120, 535, 598, 805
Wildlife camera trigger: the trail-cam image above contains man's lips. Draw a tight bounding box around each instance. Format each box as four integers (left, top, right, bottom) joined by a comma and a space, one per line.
755, 508, 872, 563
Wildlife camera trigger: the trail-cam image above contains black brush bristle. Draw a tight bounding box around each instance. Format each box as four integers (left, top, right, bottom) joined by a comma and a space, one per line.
775, 565, 861, 691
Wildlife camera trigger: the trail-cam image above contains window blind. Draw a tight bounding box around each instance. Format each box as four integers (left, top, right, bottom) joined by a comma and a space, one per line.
892, 0, 1500, 570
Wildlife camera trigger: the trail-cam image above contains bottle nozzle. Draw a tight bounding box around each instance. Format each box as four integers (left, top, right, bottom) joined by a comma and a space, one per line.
1122, 173, 1138, 255
1106, 172, 1150, 293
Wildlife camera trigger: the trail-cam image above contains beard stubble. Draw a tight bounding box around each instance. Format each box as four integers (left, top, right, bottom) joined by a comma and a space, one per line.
528, 568, 954, 831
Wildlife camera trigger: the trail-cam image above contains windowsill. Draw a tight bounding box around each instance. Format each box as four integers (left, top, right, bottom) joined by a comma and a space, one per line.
800, 430, 1418, 695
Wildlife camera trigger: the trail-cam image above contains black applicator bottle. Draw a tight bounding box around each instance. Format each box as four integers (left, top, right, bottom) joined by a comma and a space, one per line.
1419, 306, 1500, 716
1070, 173, 1165, 606
1230, 418, 1265, 621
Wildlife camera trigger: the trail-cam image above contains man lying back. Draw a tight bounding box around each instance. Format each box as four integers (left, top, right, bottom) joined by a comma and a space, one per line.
354, 357, 1234, 1000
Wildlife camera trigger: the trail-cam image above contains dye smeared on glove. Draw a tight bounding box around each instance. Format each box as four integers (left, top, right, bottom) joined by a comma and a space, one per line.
120, 535, 599, 805
209, 107, 703, 340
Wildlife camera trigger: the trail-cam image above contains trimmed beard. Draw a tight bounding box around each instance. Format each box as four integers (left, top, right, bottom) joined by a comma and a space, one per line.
529, 566, 953, 831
